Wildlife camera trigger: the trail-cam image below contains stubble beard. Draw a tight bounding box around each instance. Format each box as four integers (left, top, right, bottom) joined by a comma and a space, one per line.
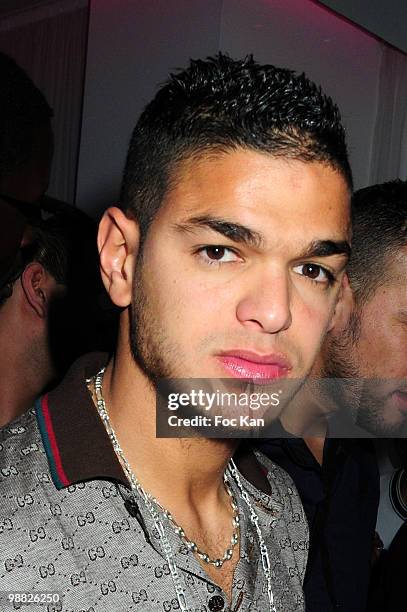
128, 259, 327, 435
127, 261, 238, 449
129, 260, 185, 387
356, 390, 404, 437
320, 312, 362, 422
322, 313, 403, 437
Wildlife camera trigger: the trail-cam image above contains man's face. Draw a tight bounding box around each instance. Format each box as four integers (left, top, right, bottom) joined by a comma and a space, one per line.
324, 248, 407, 435
130, 150, 350, 386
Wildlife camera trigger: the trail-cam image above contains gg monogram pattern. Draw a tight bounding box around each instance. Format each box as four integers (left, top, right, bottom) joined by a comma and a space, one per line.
0, 356, 308, 612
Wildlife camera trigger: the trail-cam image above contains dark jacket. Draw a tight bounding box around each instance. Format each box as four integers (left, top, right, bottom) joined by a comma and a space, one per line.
257, 435, 379, 612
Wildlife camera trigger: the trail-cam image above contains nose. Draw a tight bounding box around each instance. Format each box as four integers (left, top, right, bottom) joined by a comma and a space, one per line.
236, 271, 292, 333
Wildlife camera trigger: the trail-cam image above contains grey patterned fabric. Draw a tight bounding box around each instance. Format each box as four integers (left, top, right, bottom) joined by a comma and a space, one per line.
0, 407, 308, 612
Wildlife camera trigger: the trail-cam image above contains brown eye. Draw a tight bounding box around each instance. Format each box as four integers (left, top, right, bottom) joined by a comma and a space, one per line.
205, 246, 226, 260
196, 246, 241, 266
302, 264, 321, 279
293, 263, 334, 284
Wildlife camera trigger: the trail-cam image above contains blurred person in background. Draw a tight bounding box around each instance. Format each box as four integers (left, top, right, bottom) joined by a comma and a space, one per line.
0, 197, 117, 427
0, 53, 117, 426
0, 198, 66, 425
321, 180, 407, 437
257, 179, 407, 611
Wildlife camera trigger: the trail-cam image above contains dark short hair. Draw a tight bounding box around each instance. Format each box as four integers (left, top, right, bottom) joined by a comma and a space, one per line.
121, 53, 352, 236
0, 52, 53, 177
0, 219, 68, 306
348, 179, 407, 305
0, 210, 99, 306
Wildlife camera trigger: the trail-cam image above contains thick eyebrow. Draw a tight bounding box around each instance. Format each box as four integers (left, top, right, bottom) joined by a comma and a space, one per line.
173, 215, 351, 259
173, 216, 265, 248
298, 239, 351, 260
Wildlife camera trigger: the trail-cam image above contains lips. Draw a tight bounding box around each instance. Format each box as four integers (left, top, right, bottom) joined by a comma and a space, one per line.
217, 350, 291, 382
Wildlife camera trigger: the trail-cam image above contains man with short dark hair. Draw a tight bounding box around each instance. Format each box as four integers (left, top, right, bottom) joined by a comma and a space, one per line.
322, 179, 407, 436
0, 199, 106, 426
0, 52, 116, 422
0, 54, 352, 612
259, 180, 407, 611
0, 199, 67, 426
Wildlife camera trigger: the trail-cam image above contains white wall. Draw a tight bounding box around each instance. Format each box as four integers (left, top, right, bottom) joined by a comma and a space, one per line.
220, 0, 382, 190
319, 0, 407, 54
76, 0, 222, 216
77, 0, 384, 216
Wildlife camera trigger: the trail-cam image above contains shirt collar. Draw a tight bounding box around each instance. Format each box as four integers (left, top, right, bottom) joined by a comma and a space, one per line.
36, 352, 272, 496
36, 352, 127, 489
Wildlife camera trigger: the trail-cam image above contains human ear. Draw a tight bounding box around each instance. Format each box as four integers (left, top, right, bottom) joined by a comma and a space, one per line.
327, 273, 354, 333
20, 262, 48, 318
97, 206, 140, 308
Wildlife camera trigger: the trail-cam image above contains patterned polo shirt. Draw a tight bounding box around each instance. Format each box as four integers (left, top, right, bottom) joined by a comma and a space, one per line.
0, 354, 308, 612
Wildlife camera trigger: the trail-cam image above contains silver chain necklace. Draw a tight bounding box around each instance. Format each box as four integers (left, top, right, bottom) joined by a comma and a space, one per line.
152, 473, 240, 567
91, 367, 276, 612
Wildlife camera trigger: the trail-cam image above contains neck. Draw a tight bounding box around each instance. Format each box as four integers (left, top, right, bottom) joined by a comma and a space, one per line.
303, 436, 325, 465
101, 346, 238, 517
0, 339, 45, 426
280, 379, 332, 437
0, 296, 54, 426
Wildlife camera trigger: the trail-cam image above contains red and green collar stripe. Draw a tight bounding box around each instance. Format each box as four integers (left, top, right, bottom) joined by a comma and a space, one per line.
36, 395, 70, 489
